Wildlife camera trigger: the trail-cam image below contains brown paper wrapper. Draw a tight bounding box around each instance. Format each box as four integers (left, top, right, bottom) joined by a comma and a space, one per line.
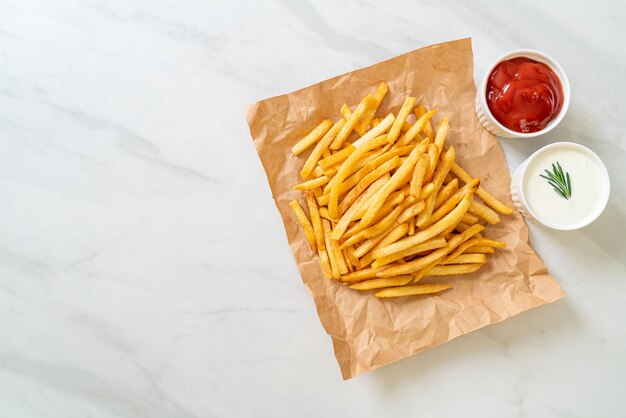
245, 38, 564, 380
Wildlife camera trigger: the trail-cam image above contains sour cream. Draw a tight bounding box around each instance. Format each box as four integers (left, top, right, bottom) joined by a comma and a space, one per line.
511, 142, 610, 230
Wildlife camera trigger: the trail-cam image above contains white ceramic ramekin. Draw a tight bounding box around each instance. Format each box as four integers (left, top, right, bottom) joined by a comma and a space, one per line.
476, 49, 571, 139
510, 142, 610, 230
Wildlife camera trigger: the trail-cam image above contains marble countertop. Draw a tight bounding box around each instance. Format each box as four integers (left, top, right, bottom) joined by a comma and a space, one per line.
2, 1, 625, 417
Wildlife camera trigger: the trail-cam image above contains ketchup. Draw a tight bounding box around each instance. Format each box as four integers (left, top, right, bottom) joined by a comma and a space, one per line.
486, 57, 563, 133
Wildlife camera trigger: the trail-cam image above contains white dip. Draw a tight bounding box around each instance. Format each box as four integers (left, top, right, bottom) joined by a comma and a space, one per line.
523, 144, 608, 229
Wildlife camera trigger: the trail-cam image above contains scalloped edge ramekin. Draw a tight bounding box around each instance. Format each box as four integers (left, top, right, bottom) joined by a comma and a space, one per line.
476, 49, 571, 139
510, 142, 610, 230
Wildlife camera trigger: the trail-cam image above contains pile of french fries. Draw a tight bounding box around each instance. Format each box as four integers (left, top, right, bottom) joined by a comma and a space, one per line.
288, 82, 513, 298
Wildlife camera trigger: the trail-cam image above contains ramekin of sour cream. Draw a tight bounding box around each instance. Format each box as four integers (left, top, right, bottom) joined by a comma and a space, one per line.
511, 142, 610, 230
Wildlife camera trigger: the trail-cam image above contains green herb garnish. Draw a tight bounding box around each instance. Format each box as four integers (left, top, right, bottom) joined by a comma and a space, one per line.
540, 161, 572, 200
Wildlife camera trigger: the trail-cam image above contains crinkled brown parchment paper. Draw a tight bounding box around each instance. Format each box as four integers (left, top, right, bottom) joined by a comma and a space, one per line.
245, 38, 564, 380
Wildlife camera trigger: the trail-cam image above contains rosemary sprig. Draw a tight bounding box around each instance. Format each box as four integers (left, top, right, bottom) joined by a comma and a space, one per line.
539, 161, 572, 200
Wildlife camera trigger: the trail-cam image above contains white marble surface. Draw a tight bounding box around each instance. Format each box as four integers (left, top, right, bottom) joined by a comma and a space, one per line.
1, 0, 625, 416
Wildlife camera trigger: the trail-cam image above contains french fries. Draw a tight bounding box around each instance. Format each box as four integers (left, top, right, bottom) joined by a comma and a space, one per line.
357, 82, 387, 135
415, 104, 435, 140
375, 283, 452, 298
291, 119, 333, 156
349, 275, 412, 290
409, 154, 429, 199
441, 253, 487, 265
288, 83, 513, 297
387, 97, 416, 145
330, 95, 372, 149
289, 200, 317, 251
305, 191, 324, 252
451, 162, 514, 215
300, 119, 346, 179
424, 263, 484, 276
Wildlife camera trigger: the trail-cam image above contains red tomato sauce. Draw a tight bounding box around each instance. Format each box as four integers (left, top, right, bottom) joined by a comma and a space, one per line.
486, 57, 564, 133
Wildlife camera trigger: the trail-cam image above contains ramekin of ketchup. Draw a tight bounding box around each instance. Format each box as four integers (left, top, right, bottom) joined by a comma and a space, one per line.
475, 49, 570, 139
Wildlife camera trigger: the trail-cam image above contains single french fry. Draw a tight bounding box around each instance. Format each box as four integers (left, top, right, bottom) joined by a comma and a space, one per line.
330, 95, 372, 149
318, 248, 333, 278
451, 162, 514, 215
341, 266, 387, 283
305, 192, 324, 252
410, 154, 429, 198
375, 283, 452, 298
300, 119, 346, 179
425, 143, 439, 182
357, 82, 388, 135
359, 139, 429, 228
397, 109, 437, 146
442, 253, 487, 265
397, 201, 425, 224
417, 146, 456, 228
422, 178, 479, 228
425, 263, 485, 276
434, 178, 459, 208
414, 104, 435, 140
432, 118, 449, 162
332, 175, 389, 240
293, 175, 330, 190
462, 212, 479, 225
420, 182, 434, 200
322, 219, 340, 279
289, 200, 317, 252
340, 104, 352, 120
291, 119, 333, 156
377, 224, 483, 276
371, 237, 447, 268
350, 275, 413, 290
467, 245, 495, 253
318, 144, 356, 169
343, 248, 353, 272
372, 194, 473, 260
468, 199, 500, 224
387, 97, 417, 145
335, 242, 348, 275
